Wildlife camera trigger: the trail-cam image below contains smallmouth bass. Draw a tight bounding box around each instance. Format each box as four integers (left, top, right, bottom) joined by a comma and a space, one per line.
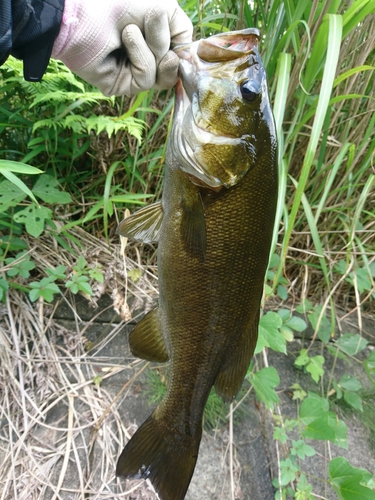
116, 28, 278, 500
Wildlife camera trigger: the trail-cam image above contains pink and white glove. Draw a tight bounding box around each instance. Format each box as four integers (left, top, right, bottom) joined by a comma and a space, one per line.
52, 0, 193, 96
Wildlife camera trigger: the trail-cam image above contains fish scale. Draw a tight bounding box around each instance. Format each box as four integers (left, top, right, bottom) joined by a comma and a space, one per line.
116, 28, 277, 500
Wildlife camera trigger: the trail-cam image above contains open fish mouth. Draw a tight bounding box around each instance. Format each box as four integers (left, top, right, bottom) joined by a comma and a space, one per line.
173, 28, 260, 62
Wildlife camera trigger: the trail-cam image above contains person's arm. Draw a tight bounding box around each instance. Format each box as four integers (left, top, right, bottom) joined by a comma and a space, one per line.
0, 0, 64, 81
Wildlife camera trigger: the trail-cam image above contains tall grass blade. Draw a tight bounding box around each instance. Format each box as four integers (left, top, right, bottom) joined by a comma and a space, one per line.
281, 14, 343, 266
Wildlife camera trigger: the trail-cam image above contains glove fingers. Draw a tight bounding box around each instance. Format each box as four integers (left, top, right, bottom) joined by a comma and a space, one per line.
122, 24, 157, 93
155, 51, 180, 89
145, 9, 171, 64
144, 5, 192, 90
168, 7, 193, 44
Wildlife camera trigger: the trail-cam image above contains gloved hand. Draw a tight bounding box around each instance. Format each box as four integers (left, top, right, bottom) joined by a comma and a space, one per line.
52, 0, 193, 96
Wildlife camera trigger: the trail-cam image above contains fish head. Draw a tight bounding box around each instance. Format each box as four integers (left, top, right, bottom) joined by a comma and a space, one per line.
172, 28, 276, 189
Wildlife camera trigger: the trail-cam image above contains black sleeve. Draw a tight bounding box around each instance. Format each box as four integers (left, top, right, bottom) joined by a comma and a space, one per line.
0, 0, 64, 82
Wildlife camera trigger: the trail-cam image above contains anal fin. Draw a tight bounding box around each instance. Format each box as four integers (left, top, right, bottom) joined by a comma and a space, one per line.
129, 308, 169, 362
117, 201, 163, 243
215, 311, 260, 403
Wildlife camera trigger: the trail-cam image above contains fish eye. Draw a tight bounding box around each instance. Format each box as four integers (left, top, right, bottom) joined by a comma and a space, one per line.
240, 80, 260, 102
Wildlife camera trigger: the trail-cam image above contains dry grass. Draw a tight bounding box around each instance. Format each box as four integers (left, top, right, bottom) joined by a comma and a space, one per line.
0, 225, 254, 499
0, 228, 163, 500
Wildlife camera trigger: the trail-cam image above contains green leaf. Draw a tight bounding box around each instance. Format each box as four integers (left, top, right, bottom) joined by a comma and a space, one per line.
343, 391, 363, 412
0, 236, 28, 253
255, 311, 286, 354
0, 160, 43, 174
336, 333, 368, 355
248, 366, 280, 409
0, 170, 39, 205
295, 299, 313, 314
5, 252, 35, 278
128, 268, 143, 282
284, 315, 307, 332
295, 349, 325, 383
326, 344, 351, 362
295, 474, 314, 500
303, 414, 347, 448
294, 348, 310, 367
290, 383, 308, 401
277, 308, 291, 321
76, 279, 92, 295
300, 394, 347, 448
364, 351, 375, 383
305, 355, 325, 383
0, 179, 27, 212
85, 114, 145, 142
29, 278, 60, 302
46, 265, 67, 280
274, 426, 289, 443
65, 280, 78, 294
277, 284, 288, 300
291, 439, 316, 459
32, 174, 72, 204
65, 274, 93, 296
93, 375, 103, 386
308, 305, 331, 343
13, 204, 53, 237
280, 325, 294, 342
329, 457, 375, 500
346, 266, 373, 293
338, 374, 362, 392
0, 278, 9, 303
89, 268, 104, 283
74, 255, 87, 272
284, 419, 299, 431
333, 380, 343, 399
279, 458, 299, 486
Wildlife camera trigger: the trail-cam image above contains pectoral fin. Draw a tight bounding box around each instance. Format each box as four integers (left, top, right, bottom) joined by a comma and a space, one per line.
129, 308, 169, 362
117, 201, 163, 243
215, 311, 260, 403
181, 191, 206, 261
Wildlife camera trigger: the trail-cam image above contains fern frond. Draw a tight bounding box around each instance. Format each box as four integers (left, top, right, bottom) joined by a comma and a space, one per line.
85, 115, 145, 142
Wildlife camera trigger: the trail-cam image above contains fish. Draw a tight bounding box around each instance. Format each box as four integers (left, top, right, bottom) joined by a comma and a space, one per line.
116, 28, 278, 500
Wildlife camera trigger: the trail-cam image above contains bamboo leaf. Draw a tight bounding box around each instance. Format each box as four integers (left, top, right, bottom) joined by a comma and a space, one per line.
0, 170, 39, 205
0, 160, 43, 175
334, 65, 375, 88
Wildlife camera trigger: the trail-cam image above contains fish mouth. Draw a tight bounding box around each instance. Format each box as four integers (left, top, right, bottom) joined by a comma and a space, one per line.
173, 28, 260, 62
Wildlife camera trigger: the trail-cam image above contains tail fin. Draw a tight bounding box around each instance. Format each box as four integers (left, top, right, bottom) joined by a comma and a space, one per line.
116, 412, 201, 500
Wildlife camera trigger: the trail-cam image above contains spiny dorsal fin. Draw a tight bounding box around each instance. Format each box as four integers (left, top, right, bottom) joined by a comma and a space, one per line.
129, 308, 169, 363
117, 201, 163, 244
